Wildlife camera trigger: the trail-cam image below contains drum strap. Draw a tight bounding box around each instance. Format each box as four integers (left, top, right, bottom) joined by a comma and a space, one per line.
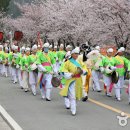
69, 58, 81, 68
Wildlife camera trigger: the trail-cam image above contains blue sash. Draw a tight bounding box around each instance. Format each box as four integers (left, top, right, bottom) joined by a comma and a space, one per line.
69, 58, 81, 68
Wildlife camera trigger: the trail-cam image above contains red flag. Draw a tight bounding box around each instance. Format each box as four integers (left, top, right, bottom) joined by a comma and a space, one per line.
0, 32, 4, 41
14, 31, 23, 41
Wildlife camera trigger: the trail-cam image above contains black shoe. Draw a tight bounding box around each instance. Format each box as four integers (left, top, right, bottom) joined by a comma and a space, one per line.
46, 98, 51, 101
82, 96, 88, 102
21, 87, 23, 89
66, 107, 70, 109
97, 90, 102, 93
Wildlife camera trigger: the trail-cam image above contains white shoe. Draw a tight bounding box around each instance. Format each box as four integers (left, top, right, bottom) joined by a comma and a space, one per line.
42, 95, 45, 99
117, 98, 121, 101
71, 111, 76, 116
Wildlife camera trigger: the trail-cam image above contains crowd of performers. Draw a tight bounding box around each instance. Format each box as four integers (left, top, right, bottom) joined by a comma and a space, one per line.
0, 42, 130, 116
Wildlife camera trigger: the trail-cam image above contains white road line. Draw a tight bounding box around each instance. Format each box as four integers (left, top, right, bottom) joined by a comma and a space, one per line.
0, 105, 23, 130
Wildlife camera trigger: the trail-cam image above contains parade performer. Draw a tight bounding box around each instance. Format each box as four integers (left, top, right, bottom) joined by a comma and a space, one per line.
60, 47, 87, 116
99, 48, 115, 97
2, 47, 9, 77
109, 47, 129, 101
57, 44, 66, 66
0, 45, 4, 75
28, 45, 38, 95
20, 47, 30, 92
87, 50, 102, 92
36, 42, 55, 101
10, 45, 19, 84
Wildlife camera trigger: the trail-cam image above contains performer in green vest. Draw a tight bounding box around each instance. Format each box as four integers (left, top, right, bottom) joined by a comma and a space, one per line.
36, 42, 55, 101
20, 47, 30, 92
0, 45, 4, 75
109, 47, 129, 101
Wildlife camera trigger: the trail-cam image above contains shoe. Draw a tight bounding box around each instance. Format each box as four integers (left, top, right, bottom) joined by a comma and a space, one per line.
71, 111, 76, 116
24, 89, 28, 92
33, 93, 36, 96
66, 107, 70, 109
97, 90, 102, 93
82, 96, 88, 102
42, 96, 45, 99
13, 81, 17, 84
106, 93, 112, 97
46, 98, 51, 101
21, 87, 23, 89
117, 98, 121, 101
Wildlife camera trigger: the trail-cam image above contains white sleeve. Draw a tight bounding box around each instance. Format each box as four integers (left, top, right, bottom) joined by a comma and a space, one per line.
37, 64, 46, 72
64, 72, 73, 79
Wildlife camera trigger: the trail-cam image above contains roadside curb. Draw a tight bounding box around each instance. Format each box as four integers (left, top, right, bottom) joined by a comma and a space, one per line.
0, 105, 23, 130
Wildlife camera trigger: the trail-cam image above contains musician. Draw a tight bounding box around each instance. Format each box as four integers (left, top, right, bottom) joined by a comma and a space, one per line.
0, 45, 4, 75
108, 47, 130, 101
87, 50, 102, 92
57, 44, 66, 66
66, 45, 72, 52
99, 48, 115, 97
2, 47, 9, 77
10, 45, 19, 84
60, 47, 87, 116
20, 47, 30, 92
27, 45, 38, 96
36, 42, 55, 101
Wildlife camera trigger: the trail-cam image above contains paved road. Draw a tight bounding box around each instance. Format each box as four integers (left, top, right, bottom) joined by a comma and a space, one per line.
0, 116, 11, 130
0, 76, 130, 130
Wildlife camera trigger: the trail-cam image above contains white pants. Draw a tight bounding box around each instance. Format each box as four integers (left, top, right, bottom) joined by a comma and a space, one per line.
23, 71, 29, 90
3, 65, 9, 77
64, 81, 76, 114
41, 73, 53, 100
18, 69, 23, 87
114, 76, 124, 99
12, 67, 18, 82
103, 75, 112, 94
53, 62, 60, 74
92, 70, 101, 91
0, 64, 3, 75
29, 71, 37, 95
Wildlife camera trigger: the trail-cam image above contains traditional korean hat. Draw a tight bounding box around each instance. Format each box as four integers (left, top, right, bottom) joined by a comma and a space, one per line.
25, 47, 30, 51
49, 45, 52, 48
95, 46, 100, 51
43, 42, 50, 48
71, 47, 80, 54
107, 48, 113, 53
32, 44, 37, 50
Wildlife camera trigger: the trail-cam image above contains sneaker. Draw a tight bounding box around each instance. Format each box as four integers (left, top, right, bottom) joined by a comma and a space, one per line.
106, 93, 112, 97
117, 98, 121, 101
71, 111, 76, 116
82, 96, 88, 102
46, 98, 51, 101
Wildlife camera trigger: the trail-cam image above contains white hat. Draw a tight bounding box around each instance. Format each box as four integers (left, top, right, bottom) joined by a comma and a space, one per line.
25, 47, 30, 51
21, 46, 25, 51
14, 46, 18, 50
6, 40, 10, 43
107, 48, 113, 53
5, 47, 8, 50
11, 45, 15, 50
71, 47, 80, 54
49, 45, 52, 48
95, 46, 100, 51
118, 47, 125, 53
43, 42, 50, 48
0, 45, 3, 48
66, 45, 72, 49
60, 44, 64, 48
65, 51, 71, 58
54, 46, 57, 49
32, 44, 37, 50
38, 45, 41, 48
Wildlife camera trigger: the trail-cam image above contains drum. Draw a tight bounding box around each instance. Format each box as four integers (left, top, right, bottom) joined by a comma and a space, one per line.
51, 75, 61, 88
105, 66, 113, 74
30, 63, 38, 73
77, 67, 83, 75
111, 71, 119, 84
